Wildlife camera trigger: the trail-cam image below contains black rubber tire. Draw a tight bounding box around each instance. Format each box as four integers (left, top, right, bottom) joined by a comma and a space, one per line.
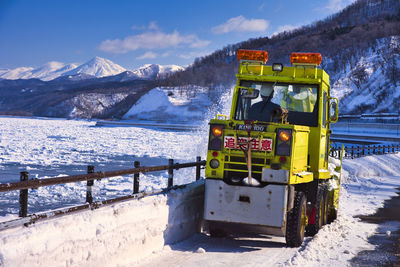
322, 187, 329, 225
327, 190, 338, 224
306, 187, 324, 236
286, 191, 307, 247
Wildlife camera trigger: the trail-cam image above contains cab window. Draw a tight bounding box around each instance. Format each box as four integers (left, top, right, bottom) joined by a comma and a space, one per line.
235, 81, 319, 127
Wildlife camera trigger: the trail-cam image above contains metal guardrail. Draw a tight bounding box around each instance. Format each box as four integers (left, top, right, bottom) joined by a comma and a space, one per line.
0, 157, 206, 219
330, 144, 400, 159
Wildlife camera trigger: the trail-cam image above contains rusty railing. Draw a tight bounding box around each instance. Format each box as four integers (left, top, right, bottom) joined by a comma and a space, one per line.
0, 157, 206, 221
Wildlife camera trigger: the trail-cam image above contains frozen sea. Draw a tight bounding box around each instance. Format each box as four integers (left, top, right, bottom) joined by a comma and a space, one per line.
0, 116, 210, 216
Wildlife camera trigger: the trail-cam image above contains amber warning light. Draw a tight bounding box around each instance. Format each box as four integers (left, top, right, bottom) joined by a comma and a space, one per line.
237, 49, 268, 63
290, 53, 322, 66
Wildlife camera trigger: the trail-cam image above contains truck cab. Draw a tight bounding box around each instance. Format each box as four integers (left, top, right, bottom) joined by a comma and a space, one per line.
203, 49, 341, 247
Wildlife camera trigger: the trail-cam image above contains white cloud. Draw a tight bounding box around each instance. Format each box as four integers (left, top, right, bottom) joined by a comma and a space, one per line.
212, 15, 269, 34
325, 0, 356, 12
99, 30, 210, 54
148, 21, 159, 31
136, 51, 157, 60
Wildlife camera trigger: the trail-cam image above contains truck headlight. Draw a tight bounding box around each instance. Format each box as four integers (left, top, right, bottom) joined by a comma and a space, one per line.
209, 159, 220, 169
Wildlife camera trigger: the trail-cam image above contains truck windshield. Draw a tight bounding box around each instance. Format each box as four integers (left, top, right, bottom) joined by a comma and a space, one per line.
235, 81, 319, 127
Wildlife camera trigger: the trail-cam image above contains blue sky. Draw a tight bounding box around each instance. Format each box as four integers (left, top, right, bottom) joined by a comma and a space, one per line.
0, 0, 355, 70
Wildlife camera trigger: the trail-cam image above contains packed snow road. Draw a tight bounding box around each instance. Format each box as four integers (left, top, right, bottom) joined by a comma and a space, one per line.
137, 154, 400, 267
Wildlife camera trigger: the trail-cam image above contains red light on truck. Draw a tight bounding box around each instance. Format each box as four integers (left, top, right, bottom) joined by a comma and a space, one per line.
290, 53, 322, 66
212, 151, 218, 157
237, 49, 268, 63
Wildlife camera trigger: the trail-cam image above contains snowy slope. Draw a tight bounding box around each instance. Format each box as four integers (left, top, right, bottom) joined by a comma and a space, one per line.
29, 62, 78, 81
62, 56, 126, 78
0, 66, 34, 80
123, 86, 215, 123
329, 36, 400, 114
0, 62, 79, 81
132, 64, 184, 79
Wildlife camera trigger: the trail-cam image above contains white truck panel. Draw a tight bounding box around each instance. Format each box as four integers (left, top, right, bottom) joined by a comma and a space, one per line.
204, 179, 288, 228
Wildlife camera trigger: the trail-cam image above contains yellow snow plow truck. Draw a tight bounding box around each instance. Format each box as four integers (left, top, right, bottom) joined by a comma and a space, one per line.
203, 49, 343, 247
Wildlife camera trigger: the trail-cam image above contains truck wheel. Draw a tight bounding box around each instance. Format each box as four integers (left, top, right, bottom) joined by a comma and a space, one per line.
327, 191, 338, 223
286, 191, 307, 247
322, 187, 329, 225
306, 187, 324, 236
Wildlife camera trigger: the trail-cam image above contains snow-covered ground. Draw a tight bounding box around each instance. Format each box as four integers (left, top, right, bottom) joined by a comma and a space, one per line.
0, 89, 232, 217
0, 86, 399, 265
1, 148, 399, 266
138, 153, 400, 267
0, 116, 208, 217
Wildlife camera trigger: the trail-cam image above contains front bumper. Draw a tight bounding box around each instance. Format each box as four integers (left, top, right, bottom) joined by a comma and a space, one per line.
204, 179, 288, 234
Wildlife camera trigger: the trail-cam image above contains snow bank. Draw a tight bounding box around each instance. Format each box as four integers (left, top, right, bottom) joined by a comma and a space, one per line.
0, 180, 205, 266
123, 87, 213, 123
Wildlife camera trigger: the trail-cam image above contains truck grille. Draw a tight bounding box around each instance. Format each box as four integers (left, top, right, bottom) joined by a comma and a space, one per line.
223, 154, 270, 181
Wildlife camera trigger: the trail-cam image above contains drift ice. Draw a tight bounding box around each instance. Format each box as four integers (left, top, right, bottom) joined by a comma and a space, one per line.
204, 49, 344, 247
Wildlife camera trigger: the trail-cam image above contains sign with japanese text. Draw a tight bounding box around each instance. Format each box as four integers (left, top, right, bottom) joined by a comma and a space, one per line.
224, 136, 273, 151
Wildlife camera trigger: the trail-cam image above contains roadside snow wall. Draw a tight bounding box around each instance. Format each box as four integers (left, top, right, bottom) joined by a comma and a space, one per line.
0, 180, 205, 266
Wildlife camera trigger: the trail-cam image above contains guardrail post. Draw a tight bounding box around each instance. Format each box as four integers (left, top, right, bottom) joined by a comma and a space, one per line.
351, 146, 354, 159
19, 171, 29, 217
86, 165, 94, 204
196, 156, 201, 181
168, 159, 174, 188
134, 161, 140, 194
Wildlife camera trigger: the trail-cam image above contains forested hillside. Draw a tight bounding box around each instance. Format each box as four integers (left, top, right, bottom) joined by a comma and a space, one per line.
161, 0, 400, 114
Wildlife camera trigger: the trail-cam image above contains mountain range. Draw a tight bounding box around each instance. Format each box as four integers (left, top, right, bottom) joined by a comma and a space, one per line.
0, 57, 183, 81
0, 0, 398, 119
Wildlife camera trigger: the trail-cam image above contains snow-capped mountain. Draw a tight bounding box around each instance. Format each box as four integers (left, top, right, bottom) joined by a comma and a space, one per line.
0, 57, 183, 81
63, 56, 126, 78
0, 62, 77, 81
0, 67, 34, 80
30, 62, 78, 81
132, 64, 184, 79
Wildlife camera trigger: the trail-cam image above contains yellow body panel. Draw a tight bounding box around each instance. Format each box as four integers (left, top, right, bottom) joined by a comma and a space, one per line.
207, 61, 337, 186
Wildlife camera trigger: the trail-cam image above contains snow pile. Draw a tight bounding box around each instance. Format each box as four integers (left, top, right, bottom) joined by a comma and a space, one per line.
0, 180, 204, 266
123, 87, 213, 123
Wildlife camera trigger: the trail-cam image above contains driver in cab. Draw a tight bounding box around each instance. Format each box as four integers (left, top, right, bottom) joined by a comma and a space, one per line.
248, 84, 280, 122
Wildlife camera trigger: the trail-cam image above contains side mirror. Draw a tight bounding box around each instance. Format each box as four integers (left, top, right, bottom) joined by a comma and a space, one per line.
329, 98, 339, 123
